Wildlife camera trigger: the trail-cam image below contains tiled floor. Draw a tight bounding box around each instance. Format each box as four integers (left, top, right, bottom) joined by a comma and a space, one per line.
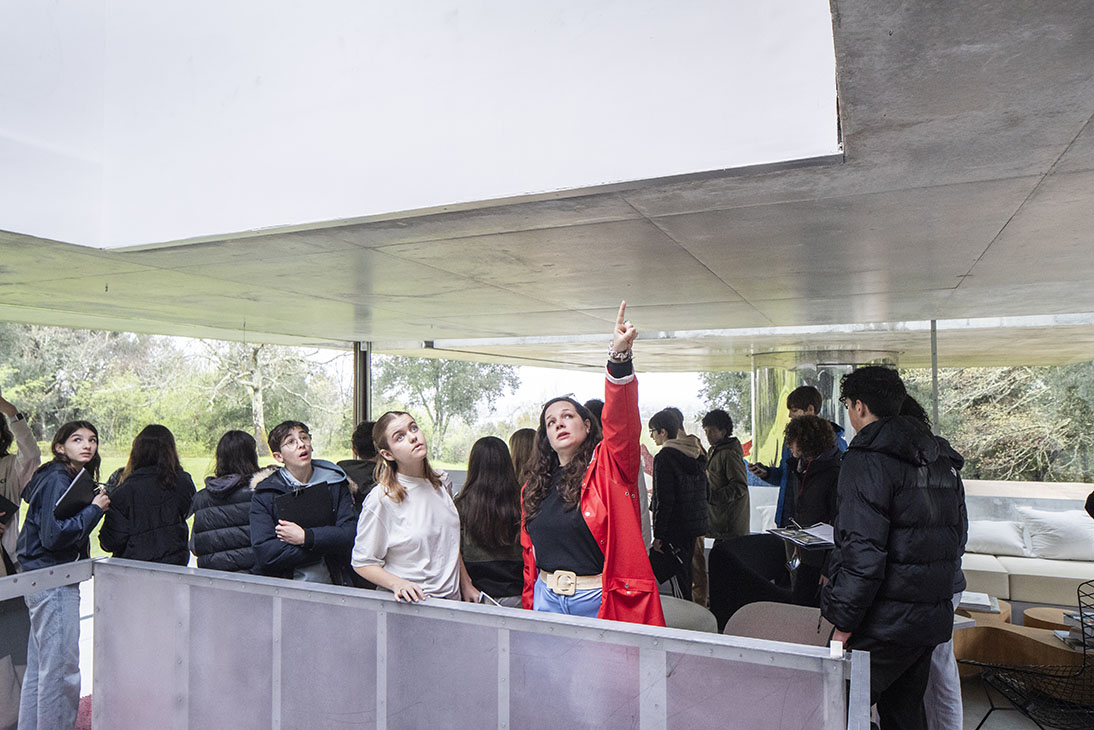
961, 676, 1042, 729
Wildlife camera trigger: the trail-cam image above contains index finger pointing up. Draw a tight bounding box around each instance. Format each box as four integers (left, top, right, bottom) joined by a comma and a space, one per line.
616, 300, 627, 328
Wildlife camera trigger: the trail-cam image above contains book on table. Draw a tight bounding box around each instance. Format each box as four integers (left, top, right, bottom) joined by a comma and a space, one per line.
958, 591, 1001, 613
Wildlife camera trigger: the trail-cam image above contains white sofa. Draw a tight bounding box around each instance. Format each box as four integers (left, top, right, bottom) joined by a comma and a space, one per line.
960, 507, 1094, 606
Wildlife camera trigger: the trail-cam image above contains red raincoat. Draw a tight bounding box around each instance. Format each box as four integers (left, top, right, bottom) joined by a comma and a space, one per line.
521, 368, 665, 626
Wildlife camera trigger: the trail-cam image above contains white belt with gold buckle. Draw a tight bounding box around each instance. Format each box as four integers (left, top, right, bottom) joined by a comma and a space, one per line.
540, 569, 601, 596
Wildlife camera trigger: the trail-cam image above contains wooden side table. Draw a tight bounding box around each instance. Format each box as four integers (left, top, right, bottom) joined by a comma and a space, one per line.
1023, 606, 1075, 632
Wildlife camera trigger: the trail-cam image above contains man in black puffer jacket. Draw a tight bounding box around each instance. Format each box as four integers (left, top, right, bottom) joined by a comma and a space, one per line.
821, 367, 967, 730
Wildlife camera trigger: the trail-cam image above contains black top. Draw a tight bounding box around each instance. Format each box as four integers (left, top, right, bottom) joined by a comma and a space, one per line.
526, 468, 604, 575
99, 466, 196, 565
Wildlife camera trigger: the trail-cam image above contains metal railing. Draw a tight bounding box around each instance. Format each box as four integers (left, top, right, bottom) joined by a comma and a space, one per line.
1, 559, 870, 730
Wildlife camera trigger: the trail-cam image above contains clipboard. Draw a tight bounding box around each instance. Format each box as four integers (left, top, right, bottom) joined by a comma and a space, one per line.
53, 468, 101, 520
0, 493, 18, 525
274, 484, 332, 528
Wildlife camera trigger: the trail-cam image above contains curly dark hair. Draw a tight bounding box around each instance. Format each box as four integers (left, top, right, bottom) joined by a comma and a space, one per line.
522, 397, 601, 524
783, 415, 836, 461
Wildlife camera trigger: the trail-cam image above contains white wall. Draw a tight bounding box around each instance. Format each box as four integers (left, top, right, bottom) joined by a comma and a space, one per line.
0, 1, 838, 248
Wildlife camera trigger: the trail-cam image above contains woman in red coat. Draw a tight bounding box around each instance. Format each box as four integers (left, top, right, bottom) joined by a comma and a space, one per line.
520, 302, 664, 626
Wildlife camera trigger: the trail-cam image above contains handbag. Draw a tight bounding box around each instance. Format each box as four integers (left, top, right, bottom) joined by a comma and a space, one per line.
648, 541, 686, 584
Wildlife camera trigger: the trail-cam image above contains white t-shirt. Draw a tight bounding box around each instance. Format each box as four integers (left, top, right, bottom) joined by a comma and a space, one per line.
351, 470, 460, 600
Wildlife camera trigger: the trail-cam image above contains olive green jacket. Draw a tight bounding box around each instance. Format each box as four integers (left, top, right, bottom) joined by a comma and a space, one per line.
706, 438, 749, 539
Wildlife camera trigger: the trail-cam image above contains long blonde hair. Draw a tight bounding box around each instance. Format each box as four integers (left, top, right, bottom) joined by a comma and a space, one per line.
372, 411, 442, 503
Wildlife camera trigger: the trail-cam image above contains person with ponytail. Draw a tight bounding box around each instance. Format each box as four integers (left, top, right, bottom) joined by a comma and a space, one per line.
521, 302, 664, 625
18, 421, 110, 730
99, 424, 196, 565
352, 412, 478, 603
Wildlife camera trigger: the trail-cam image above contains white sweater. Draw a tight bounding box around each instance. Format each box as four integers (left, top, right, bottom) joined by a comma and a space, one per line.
352, 471, 460, 600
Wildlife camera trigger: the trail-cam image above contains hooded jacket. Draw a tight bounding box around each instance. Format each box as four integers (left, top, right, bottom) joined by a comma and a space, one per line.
650, 437, 709, 548
706, 437, 749, 539
190, 466, 276, 572
250, 459, 356, 583
18, 461, 105, 571
99, 465, 196, 565
521, 367, 665, 626
820, 416, 967, 646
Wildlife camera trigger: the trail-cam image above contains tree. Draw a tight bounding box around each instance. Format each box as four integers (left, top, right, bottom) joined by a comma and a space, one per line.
198, 342, 345, 455
697, 371, 752, 430
373, 356, 520, 457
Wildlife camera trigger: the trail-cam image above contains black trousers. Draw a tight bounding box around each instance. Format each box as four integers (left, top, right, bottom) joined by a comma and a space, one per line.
848, 636, 935, 730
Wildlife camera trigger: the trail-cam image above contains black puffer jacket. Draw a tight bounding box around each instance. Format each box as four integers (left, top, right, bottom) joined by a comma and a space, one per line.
820, 416, 967, 647
99, 466, 196, 565
190, 466, 275, 572
651, 439, 709, 548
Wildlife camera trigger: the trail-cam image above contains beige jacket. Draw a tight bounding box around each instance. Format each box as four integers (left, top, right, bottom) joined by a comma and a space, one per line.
0, 417, 42, 576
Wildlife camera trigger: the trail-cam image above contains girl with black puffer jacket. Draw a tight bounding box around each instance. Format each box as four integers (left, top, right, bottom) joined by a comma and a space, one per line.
99, 424, 196, 565
190, 430, 276, 572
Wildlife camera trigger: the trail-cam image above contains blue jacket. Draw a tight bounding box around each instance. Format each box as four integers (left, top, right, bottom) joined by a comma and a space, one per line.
769, 420, 847, 527
18, 461, 105, 571
249, 459, 356, 583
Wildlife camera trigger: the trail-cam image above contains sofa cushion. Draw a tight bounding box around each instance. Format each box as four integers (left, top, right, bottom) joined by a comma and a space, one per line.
960, 553, 1010, 599
1016, 507, 1094, 560
966, 520, 1028, 557
996, 556, 1094, 606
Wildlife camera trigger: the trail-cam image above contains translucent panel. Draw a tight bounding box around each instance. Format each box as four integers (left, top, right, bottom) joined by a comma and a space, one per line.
280, 598, 378, 730
510, 631, 640, 730
665, 652, 839, 730
188, 586, 273, 730
0, 597, 30, 730
386, 613, 498, 730
94, 571, 185, 729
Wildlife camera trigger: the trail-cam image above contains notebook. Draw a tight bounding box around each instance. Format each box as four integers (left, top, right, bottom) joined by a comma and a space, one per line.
0, 493, 18, 525
53, 468, 100, 520
274, 484, 333, 528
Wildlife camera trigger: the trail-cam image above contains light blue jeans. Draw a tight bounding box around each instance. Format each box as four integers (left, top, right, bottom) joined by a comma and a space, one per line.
924, 591, 963, 730
532, 575, 602, 618
19, 584, 81, 730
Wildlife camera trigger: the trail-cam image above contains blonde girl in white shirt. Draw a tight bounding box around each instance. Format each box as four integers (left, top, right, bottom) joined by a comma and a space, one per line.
352, 411, 479, 603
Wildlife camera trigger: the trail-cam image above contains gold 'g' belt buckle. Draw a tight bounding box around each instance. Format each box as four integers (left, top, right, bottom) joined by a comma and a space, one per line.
552, 570, 577, 596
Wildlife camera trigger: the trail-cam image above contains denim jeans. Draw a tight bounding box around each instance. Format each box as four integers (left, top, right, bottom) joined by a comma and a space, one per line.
924, 592, 964, 730
532, 575, 602, 618
19, 584, 81, 730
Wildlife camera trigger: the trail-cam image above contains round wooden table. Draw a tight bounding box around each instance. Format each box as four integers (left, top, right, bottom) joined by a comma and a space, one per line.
1023, 606, 1074, 632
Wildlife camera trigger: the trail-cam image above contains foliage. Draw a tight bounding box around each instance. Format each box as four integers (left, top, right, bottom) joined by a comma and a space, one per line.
902, 363, 1094, 482
697, 371, 752, 429
0, 322, 351, 457
373, 355, 520, 461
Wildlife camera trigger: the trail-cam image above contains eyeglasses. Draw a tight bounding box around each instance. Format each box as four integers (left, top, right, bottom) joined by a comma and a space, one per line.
281, 434, 312, 448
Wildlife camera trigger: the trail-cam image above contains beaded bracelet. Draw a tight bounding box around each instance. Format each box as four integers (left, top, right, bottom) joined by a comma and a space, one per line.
607, 344, 633, 362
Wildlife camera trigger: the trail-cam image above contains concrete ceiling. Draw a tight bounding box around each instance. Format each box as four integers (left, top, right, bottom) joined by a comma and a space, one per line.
2, 1, 1094, 371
